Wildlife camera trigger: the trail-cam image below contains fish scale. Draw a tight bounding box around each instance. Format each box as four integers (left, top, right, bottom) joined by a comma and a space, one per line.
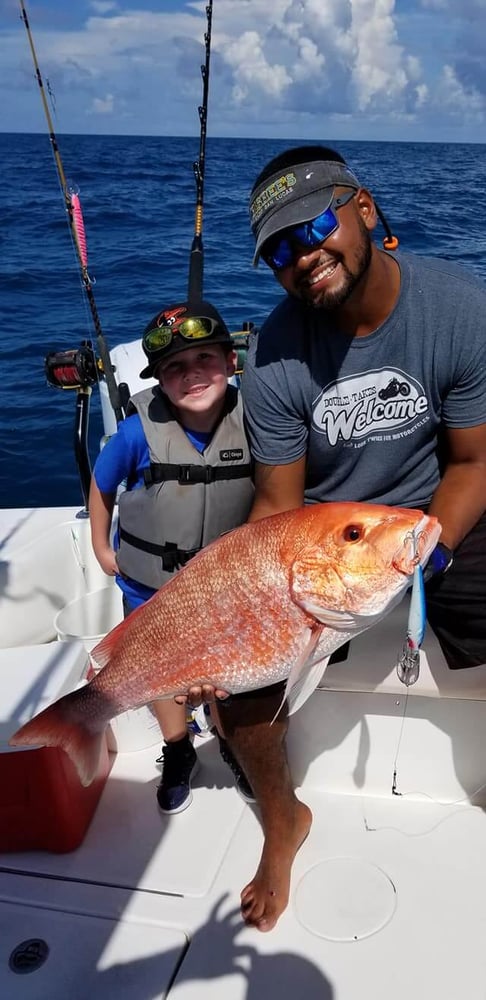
90, 514, 307, 700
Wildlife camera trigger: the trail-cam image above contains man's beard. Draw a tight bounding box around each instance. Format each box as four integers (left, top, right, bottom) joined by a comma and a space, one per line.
303, 222, 373, 312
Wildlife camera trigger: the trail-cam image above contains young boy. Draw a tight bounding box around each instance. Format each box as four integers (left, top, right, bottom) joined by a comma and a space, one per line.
89, 299, 254, 814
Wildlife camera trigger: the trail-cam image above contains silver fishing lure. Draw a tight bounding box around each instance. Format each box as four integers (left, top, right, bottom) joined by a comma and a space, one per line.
397, 541, 426, 687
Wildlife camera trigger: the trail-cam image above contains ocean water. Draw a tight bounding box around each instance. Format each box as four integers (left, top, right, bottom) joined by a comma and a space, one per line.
1, 132, 486, 508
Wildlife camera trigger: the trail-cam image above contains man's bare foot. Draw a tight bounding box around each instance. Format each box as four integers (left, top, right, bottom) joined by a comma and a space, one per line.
240, 799, 312, 932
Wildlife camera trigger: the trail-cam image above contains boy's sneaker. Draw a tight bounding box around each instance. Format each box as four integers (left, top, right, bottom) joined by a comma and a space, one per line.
156, 738, 199, 814
216, 733, 256, 804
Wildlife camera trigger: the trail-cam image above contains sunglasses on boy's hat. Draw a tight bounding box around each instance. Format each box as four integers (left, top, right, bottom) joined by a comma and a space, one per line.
139, 300, 233, 379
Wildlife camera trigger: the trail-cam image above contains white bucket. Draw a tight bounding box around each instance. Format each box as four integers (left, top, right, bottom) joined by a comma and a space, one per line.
106, 705, 161, 754
54, 586, 124, 654
54, 587, 161, 754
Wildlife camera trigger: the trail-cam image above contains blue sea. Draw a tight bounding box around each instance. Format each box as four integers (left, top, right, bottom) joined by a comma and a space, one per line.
1, 133, 486, 508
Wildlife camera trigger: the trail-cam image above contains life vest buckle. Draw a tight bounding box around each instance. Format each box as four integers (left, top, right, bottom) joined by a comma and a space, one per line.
177, 465, 213, 484
178, 464, 195, 483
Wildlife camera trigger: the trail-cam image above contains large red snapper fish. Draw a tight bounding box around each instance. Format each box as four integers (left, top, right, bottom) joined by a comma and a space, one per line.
10, 502, 440, 785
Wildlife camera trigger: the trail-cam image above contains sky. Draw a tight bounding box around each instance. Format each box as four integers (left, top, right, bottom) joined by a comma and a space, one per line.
2, 0, 486, 143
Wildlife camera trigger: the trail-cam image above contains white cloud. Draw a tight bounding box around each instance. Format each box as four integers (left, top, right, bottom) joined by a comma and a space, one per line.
435, 64, 485, 118
89, 1, 119, 13
350, 0, 412, 111
3, 0, 486, 140
419, 0, 449, 8
292, 37, 325, 83
225, 31, 292, 102
214, 0, 428, 122
415, 83, 428, 107
90, 93, 115, 115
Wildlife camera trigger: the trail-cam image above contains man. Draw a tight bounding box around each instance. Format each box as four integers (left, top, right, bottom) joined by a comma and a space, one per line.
186, 145, 486, 932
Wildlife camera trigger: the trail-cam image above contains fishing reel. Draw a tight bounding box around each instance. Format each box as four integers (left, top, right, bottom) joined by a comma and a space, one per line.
232, 322, 256, 376
45, 340, 101, 390
44, 339, 103, 516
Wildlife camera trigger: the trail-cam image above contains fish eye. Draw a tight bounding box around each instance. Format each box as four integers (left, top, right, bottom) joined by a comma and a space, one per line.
343, 524, 362, 542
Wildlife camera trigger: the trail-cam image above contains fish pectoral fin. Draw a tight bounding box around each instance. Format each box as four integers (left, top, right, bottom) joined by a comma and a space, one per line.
285, 652, 331, 718
271, 625, 327, 723
313, 607, 360, 629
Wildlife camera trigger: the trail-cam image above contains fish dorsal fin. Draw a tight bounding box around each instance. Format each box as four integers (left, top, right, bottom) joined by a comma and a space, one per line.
272, 624, 327, 722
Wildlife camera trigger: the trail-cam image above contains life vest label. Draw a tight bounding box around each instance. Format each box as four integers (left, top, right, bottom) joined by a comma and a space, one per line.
220, 448, 244, 461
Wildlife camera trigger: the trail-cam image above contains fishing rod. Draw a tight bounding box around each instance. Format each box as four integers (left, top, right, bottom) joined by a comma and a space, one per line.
19, 0, 124, 426
186, 1, 254, 372
188, 0, 213, 300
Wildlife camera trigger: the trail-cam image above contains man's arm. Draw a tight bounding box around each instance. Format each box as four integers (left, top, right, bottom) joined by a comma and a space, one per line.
428, 423, 486, 549
248, 456, 307, 522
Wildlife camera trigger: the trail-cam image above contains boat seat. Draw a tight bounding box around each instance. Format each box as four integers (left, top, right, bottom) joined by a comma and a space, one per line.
318, 597, 486, 700
99, 339, 151, 436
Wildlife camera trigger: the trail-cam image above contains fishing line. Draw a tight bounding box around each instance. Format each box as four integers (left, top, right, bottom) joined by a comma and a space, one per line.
362, 770, 486, 839
19, 0, 124, 424
390, 688, 410, 796
46, 77, 56, 113
362, 674, 486, 836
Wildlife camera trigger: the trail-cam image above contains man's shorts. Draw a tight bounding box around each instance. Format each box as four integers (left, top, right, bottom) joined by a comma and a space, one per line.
426, 510, 486, 669
217, 680, 285, 709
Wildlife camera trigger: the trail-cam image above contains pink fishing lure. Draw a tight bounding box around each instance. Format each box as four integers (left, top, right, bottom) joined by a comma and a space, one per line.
70, 192, 88, 268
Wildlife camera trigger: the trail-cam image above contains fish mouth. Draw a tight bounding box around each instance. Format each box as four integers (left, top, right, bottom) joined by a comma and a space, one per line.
392, 514, 441, 576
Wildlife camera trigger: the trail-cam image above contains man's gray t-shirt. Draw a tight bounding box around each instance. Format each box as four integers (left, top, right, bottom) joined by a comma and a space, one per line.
242, 252, 486, 508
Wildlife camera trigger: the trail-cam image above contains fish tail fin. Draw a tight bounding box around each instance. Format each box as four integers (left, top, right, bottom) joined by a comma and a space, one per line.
9, 696, 105, 787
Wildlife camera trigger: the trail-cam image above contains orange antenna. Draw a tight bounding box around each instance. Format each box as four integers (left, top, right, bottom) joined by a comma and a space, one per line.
375, 202, 399, 251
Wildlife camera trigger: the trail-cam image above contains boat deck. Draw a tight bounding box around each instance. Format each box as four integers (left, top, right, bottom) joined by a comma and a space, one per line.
2, 506, 486, 998
2, 634, 486, 999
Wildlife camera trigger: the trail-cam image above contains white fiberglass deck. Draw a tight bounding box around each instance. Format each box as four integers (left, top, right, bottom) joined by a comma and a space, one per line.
2, 506, 486, 998
2, 732, 486, 999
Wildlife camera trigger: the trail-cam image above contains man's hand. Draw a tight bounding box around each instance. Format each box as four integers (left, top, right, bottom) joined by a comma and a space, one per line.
174, 684, 230, 707
424, 541, 454, 583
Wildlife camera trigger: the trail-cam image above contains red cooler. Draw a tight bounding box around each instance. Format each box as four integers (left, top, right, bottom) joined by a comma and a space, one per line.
0, 642, 111, 853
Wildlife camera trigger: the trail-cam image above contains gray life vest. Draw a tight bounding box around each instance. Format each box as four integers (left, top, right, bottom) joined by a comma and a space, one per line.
116, 384, 254, 590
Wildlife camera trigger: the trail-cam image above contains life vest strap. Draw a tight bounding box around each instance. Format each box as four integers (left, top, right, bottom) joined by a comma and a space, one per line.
119, 528, 200, 571
144, 462, 251, 486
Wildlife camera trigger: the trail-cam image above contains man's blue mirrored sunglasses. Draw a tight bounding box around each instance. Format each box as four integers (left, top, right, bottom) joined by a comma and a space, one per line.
261, 189, 357, 271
